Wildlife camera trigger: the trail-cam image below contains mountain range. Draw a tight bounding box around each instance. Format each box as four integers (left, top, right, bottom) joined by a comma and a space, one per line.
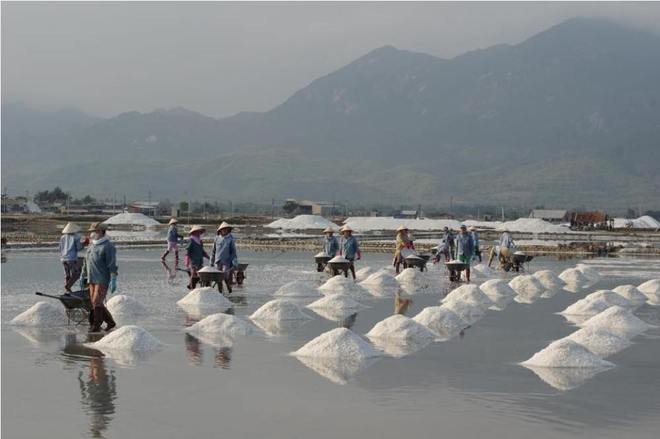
2, 17, 660, 210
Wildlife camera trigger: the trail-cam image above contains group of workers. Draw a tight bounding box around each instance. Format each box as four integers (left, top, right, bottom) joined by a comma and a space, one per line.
321, 225, 362, 279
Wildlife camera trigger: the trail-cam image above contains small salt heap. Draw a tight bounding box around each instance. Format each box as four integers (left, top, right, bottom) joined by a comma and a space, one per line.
564, 327, 631, 357
318, 275, 370, 299
360, 270, 400, 297
186, 313, 254, 337
106, 295, 148, 319
442, 284, 494, 309
533, 270, 566, 290
584, 290, 635, 308
472, 263, 495, 278
559, 268, 590, 291
273, 280, 322, 298
306, 295, 365, 321
85, 325, 163, 365
250, 299, 312, 321
293, 327, 383, 360
580, 306, 654, 338
637, 279, 660, 305
440, 301, 485, 325
177, 287, 233, 312
520, 339, 614, 368
612, 285, 648, 307
412, 306, 467, 339
479, 279, 517, 298
10, 302, 67, 327
576, 264, 601, 283
509, 275, 545, 302
355, 266, 377, 282
561, 297, 620, 317
366, 314, 435, 343
395, 268, 431, 294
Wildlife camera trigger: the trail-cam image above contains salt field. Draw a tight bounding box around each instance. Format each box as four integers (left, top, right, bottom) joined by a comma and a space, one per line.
2, 248, 660, 439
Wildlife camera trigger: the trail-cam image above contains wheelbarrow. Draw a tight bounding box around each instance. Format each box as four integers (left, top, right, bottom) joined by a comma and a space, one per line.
502, 252, 534, 272
314, 252, 332, 272
403, 254, 430, 272
198, 266, 227, 293
233, 263, 248, 285
35, 289, 92, 326
444, 261, 470, 282
327, 256, 352, 277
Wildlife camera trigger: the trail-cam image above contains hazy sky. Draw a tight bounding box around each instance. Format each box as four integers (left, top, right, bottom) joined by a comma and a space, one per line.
3, 1, 660, 119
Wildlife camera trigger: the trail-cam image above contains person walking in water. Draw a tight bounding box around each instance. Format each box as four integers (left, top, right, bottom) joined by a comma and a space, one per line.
488, 229, 516, 268
393, 225, 413, 274
210, 222, 238, 293
322, 227, 339, 257
60, 222, 85, 292
455, 224, 474, 282
85, 223, 117, 332
161, 218, 180, 263
339, 225, 361, 280
442, 226, 456, 259
185, 225, 209, 290
469, 226, 481, 262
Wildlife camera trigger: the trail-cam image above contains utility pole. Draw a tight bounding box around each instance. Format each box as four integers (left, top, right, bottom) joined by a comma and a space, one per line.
271, 198, 275, 219
501, 206, 505, 222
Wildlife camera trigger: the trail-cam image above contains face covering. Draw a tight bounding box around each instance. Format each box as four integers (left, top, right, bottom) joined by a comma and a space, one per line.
90, 232, 99, 240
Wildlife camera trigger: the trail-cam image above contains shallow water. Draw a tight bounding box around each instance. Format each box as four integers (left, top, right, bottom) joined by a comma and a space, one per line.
2, 249, 660, 439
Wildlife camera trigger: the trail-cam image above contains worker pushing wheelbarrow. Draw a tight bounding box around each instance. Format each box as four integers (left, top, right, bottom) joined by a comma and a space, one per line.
36, 289, 93, 326
210, 222, 239, 294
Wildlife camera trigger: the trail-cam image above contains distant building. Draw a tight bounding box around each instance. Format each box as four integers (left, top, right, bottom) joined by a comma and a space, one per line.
129, 201, 160, 216
297, 200, 335, 216
394, 210, 418, 220
529, 209, 568, 223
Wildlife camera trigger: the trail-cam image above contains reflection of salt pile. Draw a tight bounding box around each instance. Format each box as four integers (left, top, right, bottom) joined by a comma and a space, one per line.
273, 280, 322, 298
85, 325, 163, 366
106, 295, 148, 319
637, 279, 660, 304
355, 266, 377, 282
443, 284, 494, 309
250, 299, 312, 321
293, 327, 383, 359
576, 264, 601, 283
177, 287, 233, 313
186, 313, 254, 337
318, 275, 370, 299
306, 295, 365, 321
612, 285, 648, 307
294, 356, 378, 385
10, 302, 67, 327
521, 339, 613, 368
523, 365, 610, 391
360, 270, 400, 297
559, 268, 590, 290
533, 270, 566, 290
561, 291, 633, 316
579, 306, 653, 338
366, 314, 435, 344
412, 306, 467, 339
394, 268, 431, 294
564, 327, 631, 357
509, 275, 545, 302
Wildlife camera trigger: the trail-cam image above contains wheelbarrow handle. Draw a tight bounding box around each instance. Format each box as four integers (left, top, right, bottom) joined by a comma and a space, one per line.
35, 292, 62, 299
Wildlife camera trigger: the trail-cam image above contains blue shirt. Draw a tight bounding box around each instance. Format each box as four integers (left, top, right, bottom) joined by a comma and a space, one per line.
500, 232, 514, 249
85, 237, 118, 286
323, 235, 339, 257
167, 225, 179, 243
340, 235, 360, 260
59, 233, 83, 262
211, 233, 237, 267
455, 233, 474, 257
471, 231, 479, 248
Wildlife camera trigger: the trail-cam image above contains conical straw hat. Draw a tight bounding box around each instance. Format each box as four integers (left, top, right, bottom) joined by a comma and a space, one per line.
62, 222, 81, 234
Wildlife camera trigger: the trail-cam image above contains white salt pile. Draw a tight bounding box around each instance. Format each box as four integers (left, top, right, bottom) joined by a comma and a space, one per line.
86, 325, 163, 353
523, 365, 609, 391
177, 287, 233, 313
250, 299, 312, 321
103, 211, 160, 227
583, 290, 634, 308
307, 295, 364, 312
366, 314, 436, 343
106, 295, 148, 318
328, 255, 350, 264
395, 268, 431, 294
318, 275, 370, 299
520, 339, 614, 368
251, 319, 308, 337
576, 264, 601, 283
266, 215, 338, 230
273, 280, 322, 298
355, 266, 377, 282
559, 268, 590, 289
564, 327, 632, 358
533, 270, 566, 290
497, 218, 567, 234
472, 263, 495, 278
612, 285, 648, 307
360, 270, 400, 297
479, 279, 517, 298
509, 275, 545, 299
412, 306, 467, 339
561, 297, 622, 317
637, 279, 660, 304
580, 306, 654, 338
198, 265, 221, 273
440, 301, 485, 325
186, 313, 254, 337
10, 302, 67, 327
442, 284, 494, 309
293, 327, 383, 360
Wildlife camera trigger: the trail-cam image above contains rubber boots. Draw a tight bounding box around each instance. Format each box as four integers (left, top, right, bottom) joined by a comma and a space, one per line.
103, 307, 116, 331
89, 306, 104, 332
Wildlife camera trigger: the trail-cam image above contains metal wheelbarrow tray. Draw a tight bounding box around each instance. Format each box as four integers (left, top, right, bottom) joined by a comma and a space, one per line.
444, 261, 470, 282
35, 289, 92, 325
314, 253, 332, 272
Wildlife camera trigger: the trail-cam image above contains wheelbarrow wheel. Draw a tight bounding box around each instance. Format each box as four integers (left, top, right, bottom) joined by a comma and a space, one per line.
236, 271, 245, 285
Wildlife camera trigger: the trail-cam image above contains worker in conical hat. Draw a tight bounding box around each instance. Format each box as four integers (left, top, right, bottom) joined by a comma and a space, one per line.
59, 222, 85, 292
161, 218, 180, 263
393, 225, 414, 274
211, 222, 237, 293
339, 226, 361, 280
185, 225, 209, 290
322, 227, 339, 258
85, 222, 117, 332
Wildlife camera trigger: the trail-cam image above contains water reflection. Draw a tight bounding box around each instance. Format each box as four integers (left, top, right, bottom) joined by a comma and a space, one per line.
339, 312, 357, 329
184, 333, 233, 368
521, 364, 613, 391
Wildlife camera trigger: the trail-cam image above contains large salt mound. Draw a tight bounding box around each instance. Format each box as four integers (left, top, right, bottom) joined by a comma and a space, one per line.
186, 313, 254, 338
177, 287, 233, 310
612, 285, 648, 307
561, 297, 621, 317
580, 306, 654, 338
274, 280, 323, 298
564, 327, 632, 357
318, 276, 370, 299
360, 270, 400, 297
395, 268, 431, 294
479, 279, 517, 298
10, 302, 67, 327
267, 215, 337, 230
366, 314, 436, 343
533, 270, 566, 290
106, 295, 148, 317
250, 299, 312, 321
412, 306, 467, 339
293, 327, 383, 360
559, 268, 590, 288
103, 211, 160, 227
637, 279, 660, 304
86, 325, 163, 352
521, 339, 614, 368
442, 284, 494, 308
509, 275, 545, 298
583, 290, 634, 308
440, 301, 485, 325
576, 264, 601, 283
355, 266, 377, 282
497, 218, 567, 233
